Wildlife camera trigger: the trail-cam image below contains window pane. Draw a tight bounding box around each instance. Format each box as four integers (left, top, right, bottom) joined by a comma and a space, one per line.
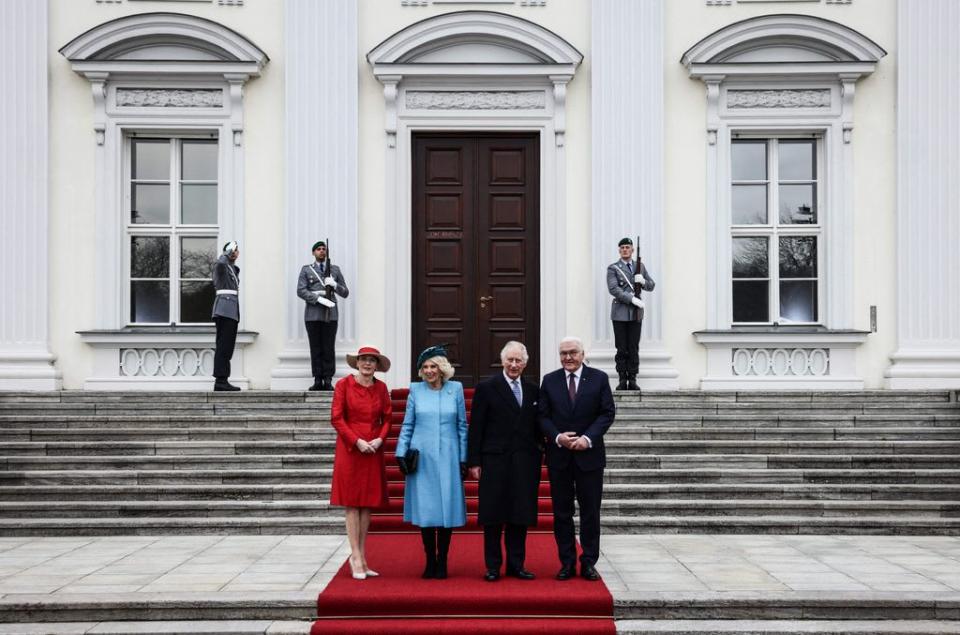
779, 236, 818, 278
131, 184, 170, 224
132, 140, 169, 180
180, 281, 215, 323
182, 141, 218, 181
732, 141, 766, 181
732, 185, 768, 224
780, 280, 818, 322
733, 281, 769, 322
732, 236, 769, 278
779, 140, 814, 181
131, 280, 169, 323
779, 184, 817, 224
130, 236, 169, 278
181, 184, 218, 224
180, 237, 218, 279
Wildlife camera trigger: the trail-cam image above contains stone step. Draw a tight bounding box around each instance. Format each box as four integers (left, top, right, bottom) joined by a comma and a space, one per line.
616, 620, 960, 634
0, 621, 311, 635
5, 425, 960, 441
5, 439, 960, 457
4, 482, 959, 502
2, 514, 959, 536
600, 515, 960, 534
6, 467, 960, 486
2, 498, 957, 519
607, 455, 960, 470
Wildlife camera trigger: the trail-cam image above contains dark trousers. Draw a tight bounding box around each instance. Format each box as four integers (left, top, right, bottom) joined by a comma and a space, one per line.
213, 316, 238, 380
549, 462, 604, 568
483, 523, 528, 571
305, 320, 338, 381
612, 319, 642, 376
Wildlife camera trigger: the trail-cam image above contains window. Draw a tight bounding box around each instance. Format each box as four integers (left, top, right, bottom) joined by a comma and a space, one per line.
731, 138, 820, 324
126, 136, 219, 324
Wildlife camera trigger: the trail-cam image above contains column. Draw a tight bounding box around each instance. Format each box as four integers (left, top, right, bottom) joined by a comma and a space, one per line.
271, 0, 358, 389
0, 0, 61, 390
886, 0, 960, 388
590, 0, 678, 388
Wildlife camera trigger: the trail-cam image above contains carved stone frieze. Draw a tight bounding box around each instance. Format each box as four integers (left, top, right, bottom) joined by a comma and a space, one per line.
405, 90, 546, 110
727, 89, 831, 109
116, 88, 224, 108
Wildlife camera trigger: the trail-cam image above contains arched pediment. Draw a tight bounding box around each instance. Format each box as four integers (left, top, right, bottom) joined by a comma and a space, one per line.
682, 14, 885, 68
368, 11, 582, 68
60, 12, 267, 70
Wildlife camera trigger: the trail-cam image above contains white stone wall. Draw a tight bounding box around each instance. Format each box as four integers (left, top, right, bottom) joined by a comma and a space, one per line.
32, 0, 907, 389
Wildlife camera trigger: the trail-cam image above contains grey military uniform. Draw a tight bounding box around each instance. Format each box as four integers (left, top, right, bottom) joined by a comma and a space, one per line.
211, 255, 240, 321
296, 261, 349, 322
607, 259, 655, 321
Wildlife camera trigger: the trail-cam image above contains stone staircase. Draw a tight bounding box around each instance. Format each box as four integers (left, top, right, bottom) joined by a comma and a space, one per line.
0, 390, 959, 535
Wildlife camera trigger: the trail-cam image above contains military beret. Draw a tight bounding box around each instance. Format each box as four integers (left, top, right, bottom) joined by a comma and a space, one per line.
618, 237, 633, 247
311, 241, 326, 251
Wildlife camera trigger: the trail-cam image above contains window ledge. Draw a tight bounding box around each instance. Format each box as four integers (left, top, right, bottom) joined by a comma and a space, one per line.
694, 328, 868, 346
78, 327, 258, 347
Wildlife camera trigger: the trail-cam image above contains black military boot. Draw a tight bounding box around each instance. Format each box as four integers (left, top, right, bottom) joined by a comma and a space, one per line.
213, 379, 240, 392
616, 375, 629, 391
320, 378, 334, 391
626, 375, 640, 391
308, 378, 323, 391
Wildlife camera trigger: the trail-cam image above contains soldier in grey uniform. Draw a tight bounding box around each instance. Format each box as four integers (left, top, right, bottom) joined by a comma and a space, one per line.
296, 241, 349, 391
211, 241, 241, 391
606, 237, 655, 391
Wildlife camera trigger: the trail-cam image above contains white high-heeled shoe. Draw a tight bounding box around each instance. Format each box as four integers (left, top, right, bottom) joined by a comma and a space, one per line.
351, 570, 367, 580
364, 569, 379, 577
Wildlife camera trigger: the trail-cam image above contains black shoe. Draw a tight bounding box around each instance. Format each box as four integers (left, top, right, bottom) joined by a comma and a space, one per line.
484, 569, 500, 582
555, 565, 575, 581
308, 380, 323, 391
626, 377, 640, 391
213, 380, 240, 392
616, 376, 628, 391
581, 564, 601, 581
505, 567, 535, 580
319, 379, 334, 391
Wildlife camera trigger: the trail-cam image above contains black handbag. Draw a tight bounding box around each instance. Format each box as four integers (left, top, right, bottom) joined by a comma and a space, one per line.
397, 448, 419, 475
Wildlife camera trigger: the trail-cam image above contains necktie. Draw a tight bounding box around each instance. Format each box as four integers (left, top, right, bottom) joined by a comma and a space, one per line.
568, 373, 577, 403
511, 380, 522, 406
627, 261, 634, 275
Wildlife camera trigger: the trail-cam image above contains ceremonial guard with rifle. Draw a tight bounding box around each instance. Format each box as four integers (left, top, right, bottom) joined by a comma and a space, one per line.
606, 236, 656, 391
297, 240, 350, 391
211, 241, 242, 392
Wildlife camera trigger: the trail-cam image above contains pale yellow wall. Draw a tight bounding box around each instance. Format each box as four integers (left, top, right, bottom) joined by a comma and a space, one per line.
663, 0, 897, 388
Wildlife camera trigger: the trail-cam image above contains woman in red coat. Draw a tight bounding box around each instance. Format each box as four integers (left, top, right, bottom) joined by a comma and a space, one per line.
330, 346, 392, 580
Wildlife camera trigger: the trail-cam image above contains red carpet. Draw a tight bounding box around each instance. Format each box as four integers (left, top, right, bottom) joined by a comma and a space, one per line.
313, 533, 614, 634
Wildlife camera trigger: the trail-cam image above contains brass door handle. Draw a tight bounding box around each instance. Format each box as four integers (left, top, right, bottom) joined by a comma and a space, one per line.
480, 295, 493, 308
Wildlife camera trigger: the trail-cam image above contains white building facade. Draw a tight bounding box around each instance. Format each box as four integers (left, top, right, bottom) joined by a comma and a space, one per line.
1, 0, 957, 392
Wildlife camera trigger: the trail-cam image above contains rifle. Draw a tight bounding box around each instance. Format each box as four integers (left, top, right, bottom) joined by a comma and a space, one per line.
323, 236, 335, 300
633, 235, 643, 322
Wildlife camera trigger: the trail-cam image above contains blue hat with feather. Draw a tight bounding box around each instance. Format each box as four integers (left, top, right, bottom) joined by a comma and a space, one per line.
416, 344, 448, 369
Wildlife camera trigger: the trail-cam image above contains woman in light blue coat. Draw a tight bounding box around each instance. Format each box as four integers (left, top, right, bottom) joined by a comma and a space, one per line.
395, 345, 468, 579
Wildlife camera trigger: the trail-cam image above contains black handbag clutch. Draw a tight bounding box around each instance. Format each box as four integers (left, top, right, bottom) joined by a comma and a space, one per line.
397, 448, 419, 475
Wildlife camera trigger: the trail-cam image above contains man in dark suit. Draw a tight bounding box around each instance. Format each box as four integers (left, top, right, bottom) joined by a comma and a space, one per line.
467, 341, 542, 582
538, 336, 616, 581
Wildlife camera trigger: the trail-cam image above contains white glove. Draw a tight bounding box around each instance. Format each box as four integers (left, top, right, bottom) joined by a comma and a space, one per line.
323, 276, 336, 287
631, 297, 645, 310
634, 274, 646, 285
315, 294, 335, 308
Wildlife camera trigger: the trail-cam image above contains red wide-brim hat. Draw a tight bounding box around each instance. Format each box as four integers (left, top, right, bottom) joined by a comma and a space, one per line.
346, 346, 391, 373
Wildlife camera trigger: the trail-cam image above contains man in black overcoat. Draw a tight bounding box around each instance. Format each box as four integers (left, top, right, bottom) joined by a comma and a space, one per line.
467, 341, 542, 581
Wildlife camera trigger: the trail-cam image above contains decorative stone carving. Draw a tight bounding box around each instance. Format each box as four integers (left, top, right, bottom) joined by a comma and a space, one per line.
732, 348, 830, 377
116, 88, 224, 108
120, 348, 215, 377
727, 89, 831, 109
405, 91, 546, 110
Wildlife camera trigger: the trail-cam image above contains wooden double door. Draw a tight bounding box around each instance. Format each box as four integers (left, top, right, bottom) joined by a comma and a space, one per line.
412, 133, 540, 387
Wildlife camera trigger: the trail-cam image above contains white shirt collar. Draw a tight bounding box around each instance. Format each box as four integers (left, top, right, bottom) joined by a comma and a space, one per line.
503, 370, 521, 385
567, 365, 583, 380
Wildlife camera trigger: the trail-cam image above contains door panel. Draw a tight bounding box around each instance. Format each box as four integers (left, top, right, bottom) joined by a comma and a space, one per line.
413, 133, 539, 387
